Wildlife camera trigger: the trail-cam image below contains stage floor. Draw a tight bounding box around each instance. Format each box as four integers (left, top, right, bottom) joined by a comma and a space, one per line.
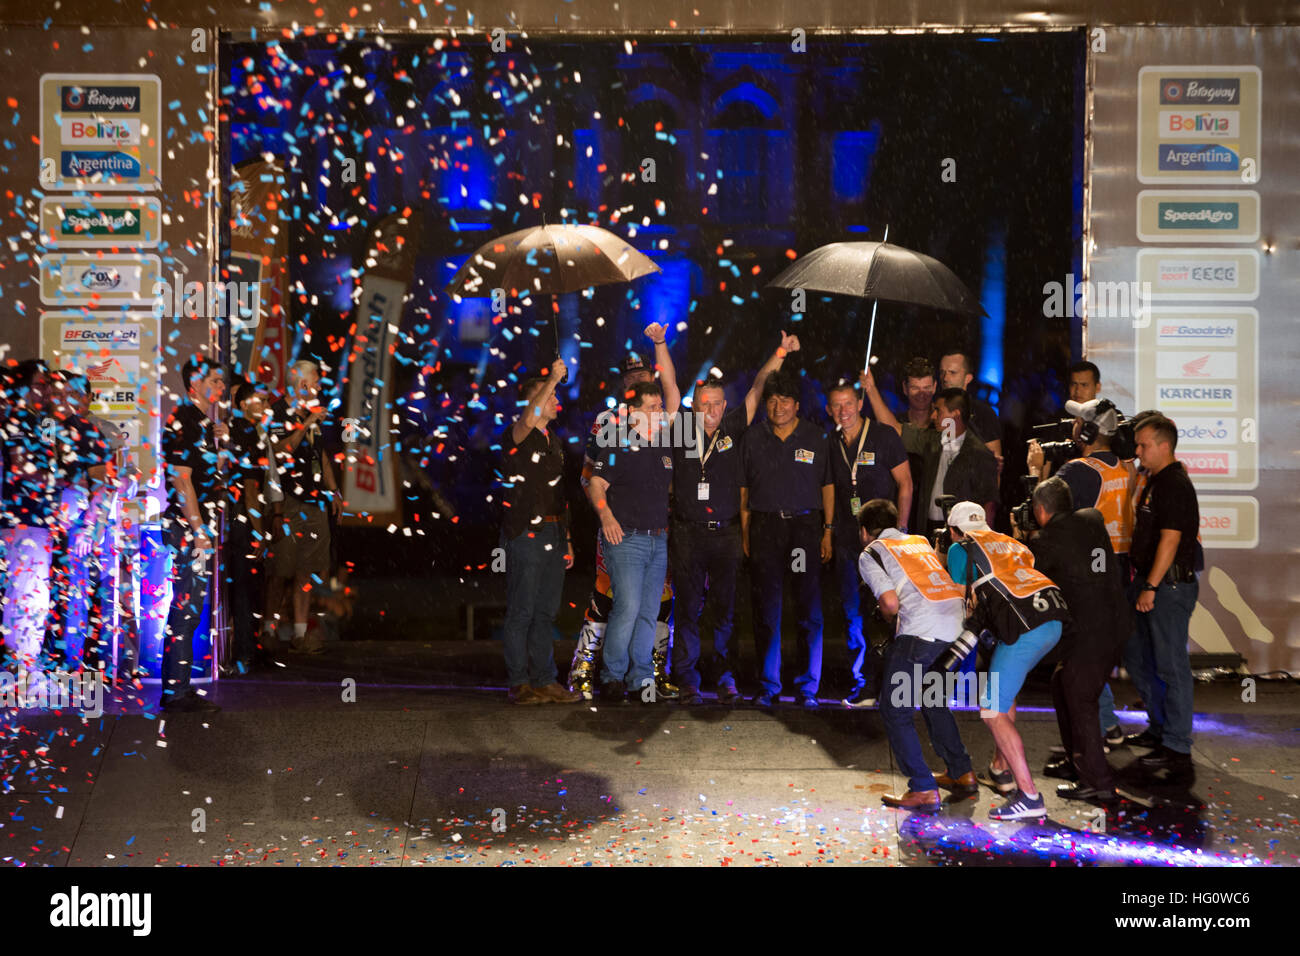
2, 643, 1296, 867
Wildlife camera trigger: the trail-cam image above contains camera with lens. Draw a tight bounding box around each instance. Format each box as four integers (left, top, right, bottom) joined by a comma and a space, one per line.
931, 495, 960, 551
1010, 476, 1040, 535
1030, 419, 1081, 471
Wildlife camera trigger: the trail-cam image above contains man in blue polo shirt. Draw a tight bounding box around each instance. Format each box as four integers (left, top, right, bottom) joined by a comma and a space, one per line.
740, 369, 834, 708
588, 380, 679, 704
669, 332, 799, 705
826, 375, 911, 708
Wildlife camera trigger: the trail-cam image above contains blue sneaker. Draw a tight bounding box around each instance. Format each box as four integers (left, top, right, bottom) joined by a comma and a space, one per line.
989, 789, 1047, 821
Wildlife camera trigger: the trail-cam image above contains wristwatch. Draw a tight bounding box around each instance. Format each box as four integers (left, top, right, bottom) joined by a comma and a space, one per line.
823, 523, 834, 531
1139, 583, 1158, 592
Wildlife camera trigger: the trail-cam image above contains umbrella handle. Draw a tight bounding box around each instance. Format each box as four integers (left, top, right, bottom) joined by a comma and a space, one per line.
863, 298, 878, 373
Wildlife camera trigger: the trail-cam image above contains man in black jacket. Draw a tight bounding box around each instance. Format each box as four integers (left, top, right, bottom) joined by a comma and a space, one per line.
1018, 477, 1132, 803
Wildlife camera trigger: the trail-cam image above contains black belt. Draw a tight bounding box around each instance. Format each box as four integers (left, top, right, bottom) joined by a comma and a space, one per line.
1136, 563, 1197, 585
675, 516, 739, 531
754, 509, 815, 520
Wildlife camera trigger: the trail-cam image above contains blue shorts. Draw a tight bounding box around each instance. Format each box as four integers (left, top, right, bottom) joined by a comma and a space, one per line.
979, 620, 1062, 715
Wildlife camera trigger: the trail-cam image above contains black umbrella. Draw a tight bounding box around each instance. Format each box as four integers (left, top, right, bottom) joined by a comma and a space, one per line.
767, 231, 984, 370
445, 223, 661, 349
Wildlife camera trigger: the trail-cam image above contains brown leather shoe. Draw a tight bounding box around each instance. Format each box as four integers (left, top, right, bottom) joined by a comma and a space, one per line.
508, 684, 546, 705
934, 771, 979, 797
881, 789, 942, 811
533, 682, 583, 704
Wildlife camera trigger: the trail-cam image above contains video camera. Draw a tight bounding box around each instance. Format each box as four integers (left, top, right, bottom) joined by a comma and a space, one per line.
1031, 399, 1137, 467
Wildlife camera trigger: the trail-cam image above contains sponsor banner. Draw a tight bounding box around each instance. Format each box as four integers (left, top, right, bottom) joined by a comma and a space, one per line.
1136, 190, 1259, 242
341, 211, 422, 525
39, 253, 162, 306
1154, 350, 1238, 380
60, 116, 141, 146
1180, 448, 1237, 478
40, 73, 160, 191
1197, 496, 1259, 550
1137, 66, 1260, 183
1137, 248, 1259, 300
1154, 315, 1239, 347
1173, 416, 1236, 447
39, 312, 162, 488
40, 196, 161, 248
1156, 109, 1240, 138
1137, 308, 1257, 490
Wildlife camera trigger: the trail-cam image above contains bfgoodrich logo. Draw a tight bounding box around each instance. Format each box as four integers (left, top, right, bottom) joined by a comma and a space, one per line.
49, 886, 151, 935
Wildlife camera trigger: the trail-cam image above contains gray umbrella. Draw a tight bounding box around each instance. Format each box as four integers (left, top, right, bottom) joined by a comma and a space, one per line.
445, 223, 661, 347
767, 234, 984, 369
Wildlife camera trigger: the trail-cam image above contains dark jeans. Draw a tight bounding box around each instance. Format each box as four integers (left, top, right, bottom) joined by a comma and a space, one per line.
501, 522, 566, 688
880, 634, 972, 793
749, 511, 823, 697
670, 520, 741, 693
1124, 576, 1197, 754
1051, 628, 1128, 791
835, 541, 884, 696
223, 519, 265, 665
161, 522, 212, 700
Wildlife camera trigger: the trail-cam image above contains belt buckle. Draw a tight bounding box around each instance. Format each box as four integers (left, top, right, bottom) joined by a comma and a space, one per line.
778, 510, 792, 519
706, 520, 722, 530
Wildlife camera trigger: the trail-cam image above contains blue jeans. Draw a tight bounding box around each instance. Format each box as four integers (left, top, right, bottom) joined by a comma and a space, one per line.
599, 531, 668, 692
501, 523, 566, 688
161, 522, 211, 700
1124, 577, 1197, 754
1099, 683, 1118, 729
880, 635, 973, 793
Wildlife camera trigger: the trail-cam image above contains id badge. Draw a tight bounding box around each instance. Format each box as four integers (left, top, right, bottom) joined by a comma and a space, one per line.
312, 458, 323, 483
697, 482, 710, 501
850, 496, 862, 516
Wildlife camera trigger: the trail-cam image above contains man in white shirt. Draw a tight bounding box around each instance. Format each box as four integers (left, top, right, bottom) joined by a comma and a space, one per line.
857, 498, 977, 811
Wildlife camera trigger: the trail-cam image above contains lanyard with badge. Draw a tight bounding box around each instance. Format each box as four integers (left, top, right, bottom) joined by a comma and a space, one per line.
838, 421, 870, 516
695, 422, 722, 501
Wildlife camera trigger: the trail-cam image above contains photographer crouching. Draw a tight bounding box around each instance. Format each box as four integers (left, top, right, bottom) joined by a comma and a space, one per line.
1013, 477, 1132, 804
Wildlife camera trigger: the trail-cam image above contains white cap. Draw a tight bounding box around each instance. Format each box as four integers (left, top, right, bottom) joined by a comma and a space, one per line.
1064, 398, 1119, 436
946, 501, 989, 532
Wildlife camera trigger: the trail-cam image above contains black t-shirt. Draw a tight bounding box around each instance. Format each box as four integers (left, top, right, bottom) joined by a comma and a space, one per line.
1055, 451, 1120, 510
500, 422, 568, 540
269, 398, 327, 502
828, 418, 907, 548
163, 403, 223, 528
228, 416, 270, 518
742, 418, 832, 513
671, 406, 747, 523
966, 394, 1001, 447
591, 437, 673, 531
1, 409, 63, 528
1131, 460, 1200, 576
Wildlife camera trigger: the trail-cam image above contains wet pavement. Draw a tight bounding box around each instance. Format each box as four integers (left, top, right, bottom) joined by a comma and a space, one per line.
2, 643, 1296, 867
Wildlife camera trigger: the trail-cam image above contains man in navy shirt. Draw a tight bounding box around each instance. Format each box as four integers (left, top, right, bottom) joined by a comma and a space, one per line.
587, 365, 680, 703
825, 375, 911, 708
740, 370, 834, 708
669, 331, 799, 705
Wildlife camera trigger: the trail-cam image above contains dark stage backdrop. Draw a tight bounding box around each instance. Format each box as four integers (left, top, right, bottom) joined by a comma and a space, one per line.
220, 32, 1084, 615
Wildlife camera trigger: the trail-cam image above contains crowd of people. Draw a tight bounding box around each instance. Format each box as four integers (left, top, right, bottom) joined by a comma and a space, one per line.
500, 332, 1204, 818
0, 355, 346, 713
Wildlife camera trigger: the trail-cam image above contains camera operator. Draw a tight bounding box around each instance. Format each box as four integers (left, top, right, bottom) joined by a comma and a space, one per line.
1014, 477, 1131, 804
1123, 414, 1200, 778
946, 502, 1068, 820
856, 499, 975, 811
